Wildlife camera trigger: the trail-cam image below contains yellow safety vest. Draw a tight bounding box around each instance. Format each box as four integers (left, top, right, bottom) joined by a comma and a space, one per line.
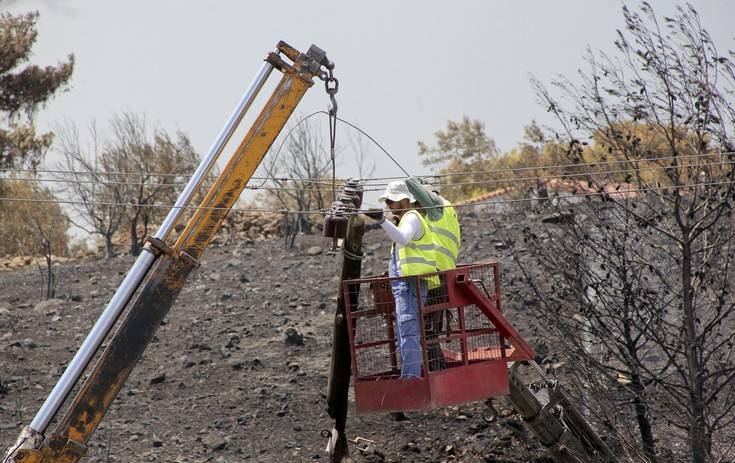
429, 200, 461, 271
393, 210, 438, 283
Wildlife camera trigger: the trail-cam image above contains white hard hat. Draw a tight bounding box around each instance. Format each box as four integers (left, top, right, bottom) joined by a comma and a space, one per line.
378, 180, 415, 204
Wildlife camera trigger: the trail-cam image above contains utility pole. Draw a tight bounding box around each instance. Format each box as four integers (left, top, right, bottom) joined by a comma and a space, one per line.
326, 212, 364, 463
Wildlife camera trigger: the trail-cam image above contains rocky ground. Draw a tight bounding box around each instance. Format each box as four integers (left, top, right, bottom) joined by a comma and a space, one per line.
1, 207, 554, 462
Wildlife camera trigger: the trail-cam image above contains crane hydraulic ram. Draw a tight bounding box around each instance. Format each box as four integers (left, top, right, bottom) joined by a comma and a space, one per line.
3, 41, 333, 463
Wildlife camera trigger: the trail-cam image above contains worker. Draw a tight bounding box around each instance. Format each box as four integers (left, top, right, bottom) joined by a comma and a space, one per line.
405, 177, 461, 371
364, 181, 437, 379
405, 177, 461, 273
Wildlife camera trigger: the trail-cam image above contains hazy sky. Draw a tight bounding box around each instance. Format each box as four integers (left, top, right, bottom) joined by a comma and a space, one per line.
5, 0, 735, 200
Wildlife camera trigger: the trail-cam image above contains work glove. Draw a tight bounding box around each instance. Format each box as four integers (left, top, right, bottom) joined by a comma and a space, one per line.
363, 208, 386, 224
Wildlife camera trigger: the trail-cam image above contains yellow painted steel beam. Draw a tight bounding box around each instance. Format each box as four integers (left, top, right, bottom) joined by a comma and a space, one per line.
174, 66, 313, 258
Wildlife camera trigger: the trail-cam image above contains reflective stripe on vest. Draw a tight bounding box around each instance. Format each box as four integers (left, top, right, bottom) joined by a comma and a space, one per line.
429, 200, 461, 271
396, 210, 437, 277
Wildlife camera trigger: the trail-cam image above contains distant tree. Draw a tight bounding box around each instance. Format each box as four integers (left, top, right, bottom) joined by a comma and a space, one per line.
418, 115, 498, 168
104, 112, 199, 255
0, 178, 69, 255
418, 116, 499, 200
0, 11, 73, 170
55, 120, 127, 259
55, 114, 199, 258
0, 179, 68, 298
0, 11, 73, 270
516, 4, 735, 462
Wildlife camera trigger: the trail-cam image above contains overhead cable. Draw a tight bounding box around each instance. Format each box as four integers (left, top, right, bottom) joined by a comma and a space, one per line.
2, 179, 732, 216
5, 159, 733, 195
3, 152, 732, 187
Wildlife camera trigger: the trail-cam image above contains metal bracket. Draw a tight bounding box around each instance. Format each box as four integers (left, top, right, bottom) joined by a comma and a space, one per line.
268, 41, 328, 85
351, 436, 383, 458
144, 236, 173, 257
143, 236, 199, 268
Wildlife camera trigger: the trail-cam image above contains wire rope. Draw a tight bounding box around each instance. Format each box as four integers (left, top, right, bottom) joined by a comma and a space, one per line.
2, 179, 731, 216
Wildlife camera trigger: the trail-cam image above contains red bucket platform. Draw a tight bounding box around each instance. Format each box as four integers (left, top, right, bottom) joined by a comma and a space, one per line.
343, 262, 535, 413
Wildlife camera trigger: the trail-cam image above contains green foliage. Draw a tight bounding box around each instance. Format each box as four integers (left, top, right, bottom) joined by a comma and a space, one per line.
421, 119, 566, 202
418, 116, 498, 168
0, 12, 74, 258
0, 11, 74, 170
0, 178, 69, 257
417, 116, 501, 201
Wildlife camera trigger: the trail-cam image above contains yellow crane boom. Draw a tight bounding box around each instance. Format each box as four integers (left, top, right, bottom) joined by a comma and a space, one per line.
3, 41, 332, 463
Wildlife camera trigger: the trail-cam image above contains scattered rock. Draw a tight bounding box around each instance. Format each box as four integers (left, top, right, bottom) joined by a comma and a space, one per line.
284, 327, 304, 346
201, 433, 227, 451
227, 357, 246, 370
214, 418, 231, 429
305, 246, 322, 256
149, 371, 167, 385
33, 298, 65, 313
403, 442, 420, 453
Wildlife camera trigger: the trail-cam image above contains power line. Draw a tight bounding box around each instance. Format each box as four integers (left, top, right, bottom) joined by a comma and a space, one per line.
2, 179, 732, 216
332, 112, 410, 176
410, 159, 735, 190
0, 166, 335, 184
255, 110, 410, 187
356, 151, 735, 184
0, 166, 188, 178
0, 196, 329, 215
0, 175, 362, 193
394, 179, 735, 214
3, 151, 731, 189
0, 110, 409, 185
5, 159, 733, 195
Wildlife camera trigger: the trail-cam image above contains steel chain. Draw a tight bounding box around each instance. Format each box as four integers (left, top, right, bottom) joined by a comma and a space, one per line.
322, 63, 339, 199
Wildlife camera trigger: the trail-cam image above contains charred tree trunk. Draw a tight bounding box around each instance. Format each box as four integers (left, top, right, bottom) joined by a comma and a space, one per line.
681, 237, 709, 462
129, 212, 142, 256
104, 234, 115, 259
629, 372, 656, 462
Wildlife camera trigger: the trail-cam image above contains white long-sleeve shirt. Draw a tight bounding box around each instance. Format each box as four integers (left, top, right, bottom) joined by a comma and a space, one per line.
380, 212, 424, 275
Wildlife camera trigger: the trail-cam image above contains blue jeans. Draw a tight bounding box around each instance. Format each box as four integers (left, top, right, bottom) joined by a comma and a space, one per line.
391, 278, 427, 379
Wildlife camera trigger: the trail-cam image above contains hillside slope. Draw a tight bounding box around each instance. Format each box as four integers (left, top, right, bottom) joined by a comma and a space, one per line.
1, 209, 549, 462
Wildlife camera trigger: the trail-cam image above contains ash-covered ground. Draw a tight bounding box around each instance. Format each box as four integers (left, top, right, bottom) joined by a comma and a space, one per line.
1, 207, 554, 462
